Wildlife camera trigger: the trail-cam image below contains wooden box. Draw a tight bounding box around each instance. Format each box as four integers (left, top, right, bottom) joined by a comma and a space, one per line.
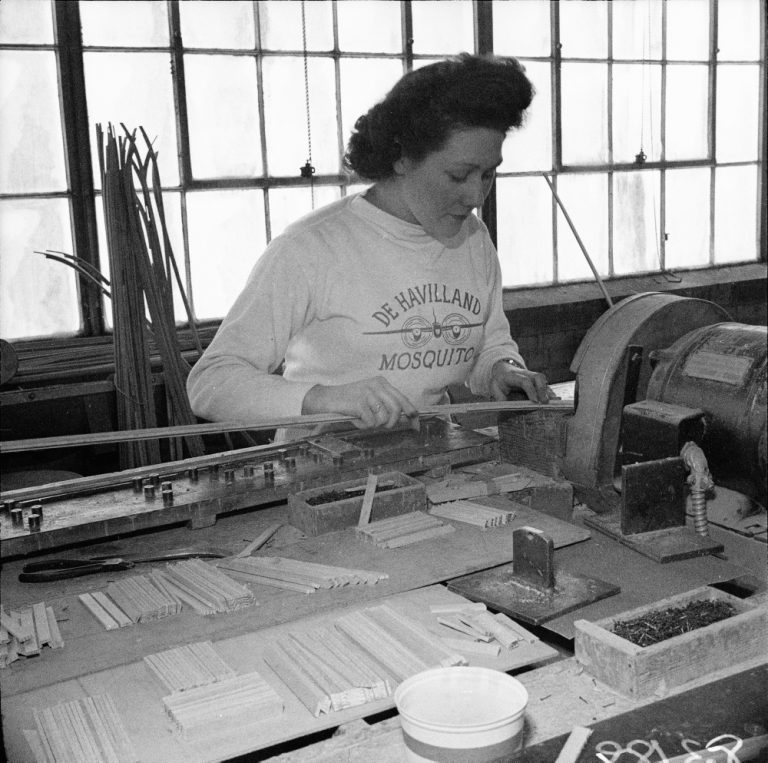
574, 586, 768, 698
288, 471, 427, 536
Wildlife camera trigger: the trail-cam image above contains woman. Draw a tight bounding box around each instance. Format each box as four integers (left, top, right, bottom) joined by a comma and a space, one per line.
187, 53, 552, 436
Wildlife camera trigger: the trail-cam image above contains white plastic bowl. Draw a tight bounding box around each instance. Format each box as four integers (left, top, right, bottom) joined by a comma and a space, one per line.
394, 666, 528, 762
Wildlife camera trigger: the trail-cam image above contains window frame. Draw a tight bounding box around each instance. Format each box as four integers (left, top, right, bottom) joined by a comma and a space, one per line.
1, 0, 765, 352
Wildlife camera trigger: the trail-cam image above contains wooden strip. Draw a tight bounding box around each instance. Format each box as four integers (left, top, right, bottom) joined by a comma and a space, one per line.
439, 636, 501, 657
1, 610, 31, 642
357, 473, 378, 527
263, 646, 331, 717
0, 400, 573, 453
31, 602, 53, 648
236, 522, 283, 558
78, 593, 119, 631
554, 725, 593, 763
91, 592, 133, 629
45, 607, 64, 649
16, 609, 40, 656
381, 523, 456, 548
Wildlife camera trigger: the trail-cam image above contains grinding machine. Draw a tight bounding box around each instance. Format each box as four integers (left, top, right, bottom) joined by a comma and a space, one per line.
560, 292, 766, 559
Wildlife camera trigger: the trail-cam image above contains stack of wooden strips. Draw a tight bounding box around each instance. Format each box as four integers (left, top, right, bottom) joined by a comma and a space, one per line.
429, 601, 533, 655
216, 556, 388, 593
162, 558, 255, 615
335, 604, 466, 684
162, 672, 283, 736
426, 472, 530, 504
0, 603, 64, 668
24, 694, 137, 763
263, 626, 391, 716
144, 641, 235, 694
355, 511, 455, 548
78, 572, 181, 630
429, 499, 516, 528
97, 123, 204, 468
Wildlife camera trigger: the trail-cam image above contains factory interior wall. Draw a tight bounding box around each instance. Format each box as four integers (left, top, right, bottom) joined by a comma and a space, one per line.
1, 263, 766, 483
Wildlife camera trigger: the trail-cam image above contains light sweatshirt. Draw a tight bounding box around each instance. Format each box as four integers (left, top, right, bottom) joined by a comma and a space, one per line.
186, 193, 525, 423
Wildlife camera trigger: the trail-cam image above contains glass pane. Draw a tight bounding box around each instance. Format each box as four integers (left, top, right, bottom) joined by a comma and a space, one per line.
268, 186, 341, 239
412, 0, 474, 56
263, 56, 338, 176
259, 0, 333, 51
340, 58, 404, 156
664, 167, 711, 269
492, 0, 550, 58
186, 189, 267, 320
613, 63, 662, 163
0, 0, 53, 44
500, 61, 551, 172
555, 174, 609, 281
185, 54, 262, 179
561, 63, 607, 164
666, 64, 708, 160
715, 165, 758, 264
717, 0, 760, 61
0, 198, 80, 340
613, 0, 662, 60
666, 0, 709, 61
558, 0, 607, 59
80, 0, 169, 47
716, 64, 760, 162
613, 170, 661, 275
84, 52, 179, 188
0, 51, 67, 194
338, 0, 401, 54
96, 191, 187, 327
496, 177, 553, 286
180, 0, 256, 49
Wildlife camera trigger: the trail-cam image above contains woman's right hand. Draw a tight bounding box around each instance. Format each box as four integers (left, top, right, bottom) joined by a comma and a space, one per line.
302, 376, 419, 430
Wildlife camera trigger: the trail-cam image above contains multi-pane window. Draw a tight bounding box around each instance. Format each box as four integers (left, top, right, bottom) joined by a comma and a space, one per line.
0, 0, 764, 342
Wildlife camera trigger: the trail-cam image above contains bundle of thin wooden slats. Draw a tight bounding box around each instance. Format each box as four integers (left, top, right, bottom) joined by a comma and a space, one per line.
263, 625, 391, 716
97, 123, 204, 468
216, 556, 389, 593
162, 671, 283, 736
429, 499, 516, 528
162, 558, 255, 614
429, 602, 531, 651
355, 511, 455, 548
144, 641, 236, 694
335, 604, 466, 684
24, 694, 137, 763
0, 603, 64, 668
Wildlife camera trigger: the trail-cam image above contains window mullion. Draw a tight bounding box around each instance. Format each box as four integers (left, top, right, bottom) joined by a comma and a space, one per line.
475, 0, 497, 247
53, 0, 102, 336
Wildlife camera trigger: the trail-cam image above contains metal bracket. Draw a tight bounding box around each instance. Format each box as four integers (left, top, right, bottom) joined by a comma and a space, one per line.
585, 457, 724, 562
448, 526, 620, 626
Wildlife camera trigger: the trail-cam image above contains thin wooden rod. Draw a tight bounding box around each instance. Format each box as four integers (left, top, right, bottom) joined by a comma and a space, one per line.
542, 173, 614, 309
0, 400, 573, 454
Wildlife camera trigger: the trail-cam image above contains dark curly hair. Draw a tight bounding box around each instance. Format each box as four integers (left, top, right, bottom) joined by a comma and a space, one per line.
344, 53, 534, 181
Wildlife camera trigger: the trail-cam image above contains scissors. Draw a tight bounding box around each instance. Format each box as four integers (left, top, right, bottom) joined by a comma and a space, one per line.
18, 551, 225, 583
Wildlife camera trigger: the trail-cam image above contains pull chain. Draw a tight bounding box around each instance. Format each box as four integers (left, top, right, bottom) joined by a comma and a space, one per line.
300, 0, 315, 207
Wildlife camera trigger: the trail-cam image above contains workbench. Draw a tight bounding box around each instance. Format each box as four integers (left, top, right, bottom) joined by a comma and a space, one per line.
1, 450, 765, 762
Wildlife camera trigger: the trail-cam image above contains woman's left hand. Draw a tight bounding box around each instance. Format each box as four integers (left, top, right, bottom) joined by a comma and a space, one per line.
489, 360, 557, 404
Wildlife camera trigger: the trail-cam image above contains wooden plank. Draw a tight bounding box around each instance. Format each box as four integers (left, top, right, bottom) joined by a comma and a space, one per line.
0, 586, 558, 763
0, 503, 589, 698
